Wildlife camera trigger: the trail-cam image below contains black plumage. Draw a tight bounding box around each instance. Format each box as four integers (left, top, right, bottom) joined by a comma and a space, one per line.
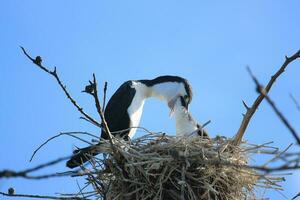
101, 81, 136, 139
66, 75, 193, 168
67, 81, 136, 168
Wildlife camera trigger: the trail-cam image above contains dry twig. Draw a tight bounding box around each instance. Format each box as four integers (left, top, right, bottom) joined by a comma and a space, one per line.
30, 131, 99, 162
102, 81, 108, 111
246, 67, 300, 144
233, 50, 300, 146
0, 156, 71, 179
0, 191, 85, 200
20, 46, 101, 128
70, 133, 295, 200
290, 93, 300, 112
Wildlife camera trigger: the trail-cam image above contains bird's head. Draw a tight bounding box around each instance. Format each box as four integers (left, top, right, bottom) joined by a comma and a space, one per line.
139, 75, 193, 114
166, 76, 192, 115
168, 94, 190, 117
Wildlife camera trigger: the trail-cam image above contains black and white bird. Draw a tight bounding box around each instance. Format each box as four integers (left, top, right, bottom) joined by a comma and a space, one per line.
172, 95, 209, 138
66, 75, 193, 168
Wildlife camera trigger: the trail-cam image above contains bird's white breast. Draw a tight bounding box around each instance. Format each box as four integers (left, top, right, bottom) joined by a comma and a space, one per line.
127, 81, 148, 138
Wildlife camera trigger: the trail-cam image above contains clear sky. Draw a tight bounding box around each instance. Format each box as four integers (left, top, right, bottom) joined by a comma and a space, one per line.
1, 1, 300, 199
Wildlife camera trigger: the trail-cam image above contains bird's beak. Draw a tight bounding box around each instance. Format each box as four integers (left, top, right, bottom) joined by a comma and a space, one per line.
184, 103, 189, 110
168, 96, 178, 117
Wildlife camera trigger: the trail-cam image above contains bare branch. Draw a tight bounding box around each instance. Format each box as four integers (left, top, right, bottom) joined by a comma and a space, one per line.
0, 156, 70, 179
262, 144, 293, 167
0, 191, 86, 200
20, 46, 101, 128
290, 93, 300, 112
79, 116, 101, 127
91, 74, 114, 146
292, 192, 300, 200
80, 74, 120, 164
246, 67, 300, 144
30, 132, 98, 162
202, 120, 211, 128
0, 171, 77, 180
102, 81, 108, 111
233, 50, 300, 146
242, 100, 250, 111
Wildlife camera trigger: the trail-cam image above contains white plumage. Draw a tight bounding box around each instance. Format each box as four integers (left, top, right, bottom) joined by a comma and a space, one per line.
127, 82, 148, 138
173, 97, 201, 137
127, 81, 189, 139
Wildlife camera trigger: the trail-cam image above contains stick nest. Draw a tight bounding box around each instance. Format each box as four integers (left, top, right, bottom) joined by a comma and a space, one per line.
79, 134, 281, 200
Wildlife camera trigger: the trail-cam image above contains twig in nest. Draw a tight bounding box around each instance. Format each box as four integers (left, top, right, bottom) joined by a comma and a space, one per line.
247, 66, 300, 145
78, 133, 295, 199
20, 46, 101, 128
262, 143, 293, 167
233, 50, 300, 146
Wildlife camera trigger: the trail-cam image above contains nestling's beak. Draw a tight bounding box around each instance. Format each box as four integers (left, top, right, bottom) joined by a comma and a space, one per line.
177, 95, 189, 111
182, 98, 189, 110
168, 96, 178, 117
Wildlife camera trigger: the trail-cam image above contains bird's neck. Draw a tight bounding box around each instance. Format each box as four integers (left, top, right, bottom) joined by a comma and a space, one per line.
173, 101, 198, 136
174, 105, 190, 124
140, 80, 181, 102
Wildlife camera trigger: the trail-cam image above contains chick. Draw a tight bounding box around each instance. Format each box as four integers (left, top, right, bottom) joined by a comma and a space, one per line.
172, 96, 209, 138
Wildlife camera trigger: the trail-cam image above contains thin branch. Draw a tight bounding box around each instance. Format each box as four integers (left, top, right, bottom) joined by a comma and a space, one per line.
110, 126, 155, 135
233, 50, 300, 146
1, 171, 77, 180
292, 192, 300, 200
79, 116, 101, 127
247, 67, 300, 144
263, 143, 293, 167
102, 81, 108, 111
30, 132, 98, 162
76, 179, 86, 199
290, 93, 300, 112
81, 74, 121, 164
202, 120, 211, 128
20, 46, 101, 128
91, 74, 114, 146
0, 156, 70, 179
0, 191, 86, 200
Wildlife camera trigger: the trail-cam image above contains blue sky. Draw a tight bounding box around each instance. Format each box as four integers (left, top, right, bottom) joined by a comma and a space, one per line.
1, 0, 300, 199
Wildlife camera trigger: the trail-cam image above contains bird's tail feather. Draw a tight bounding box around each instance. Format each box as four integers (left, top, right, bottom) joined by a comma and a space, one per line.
66, 145, 101, 169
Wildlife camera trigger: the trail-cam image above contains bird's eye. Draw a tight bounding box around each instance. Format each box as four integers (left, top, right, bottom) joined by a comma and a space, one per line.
180, 96, 188, 108
184, 95, 190, 103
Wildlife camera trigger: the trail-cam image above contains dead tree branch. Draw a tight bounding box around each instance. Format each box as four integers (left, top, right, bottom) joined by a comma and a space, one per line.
82, 74, 115, 147
292, 192, 300, 200
20, 46, 101, 128
233, 50, 300, 146
0, 191, 86, 200
290, 93, 300, 112
0, 156, 71, 179
30, 132, 99, 162
246, 67, 300, 144
102, 81, 108, 111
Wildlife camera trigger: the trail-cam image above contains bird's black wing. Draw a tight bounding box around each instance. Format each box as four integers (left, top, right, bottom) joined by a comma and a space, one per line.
66, 145, 99, 168
101, 81, 136, 139
66, 81, 136, 168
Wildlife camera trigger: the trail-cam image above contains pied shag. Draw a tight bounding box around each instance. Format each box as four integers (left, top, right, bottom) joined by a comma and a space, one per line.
66, 75, 193, 168
172, 95, 209, 138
